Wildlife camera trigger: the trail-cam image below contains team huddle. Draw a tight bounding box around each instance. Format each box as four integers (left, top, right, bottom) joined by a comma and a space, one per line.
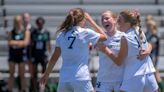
38, 8, 159, 92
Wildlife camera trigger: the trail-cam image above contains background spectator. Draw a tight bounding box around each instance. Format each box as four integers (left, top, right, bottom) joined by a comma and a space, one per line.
145, 18, 164, 92
7, 15, 30, 92
31, 17, 51, 92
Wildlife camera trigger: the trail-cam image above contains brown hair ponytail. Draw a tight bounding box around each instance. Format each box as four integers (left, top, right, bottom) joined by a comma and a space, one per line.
57, 8, 85, 33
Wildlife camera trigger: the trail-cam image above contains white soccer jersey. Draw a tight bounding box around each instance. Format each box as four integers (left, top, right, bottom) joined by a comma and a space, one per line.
123, 27, 155, 80
56, 26, 100, 82
97, 30, 125, 82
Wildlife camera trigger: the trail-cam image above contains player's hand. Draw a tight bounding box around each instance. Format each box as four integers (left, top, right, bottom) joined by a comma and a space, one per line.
137, 48, 149, 60
95, 43, 106, 52
84, 12, 92, 21
39, 73, 49, 88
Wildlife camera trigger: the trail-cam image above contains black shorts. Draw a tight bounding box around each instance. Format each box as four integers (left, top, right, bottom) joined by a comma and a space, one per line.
26, 47, 31, 60
9, 48, 28, 63
8, 54, 28, 63
31, 55, 47, 66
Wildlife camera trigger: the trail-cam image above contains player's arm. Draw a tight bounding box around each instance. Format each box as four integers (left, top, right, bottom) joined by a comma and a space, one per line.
85, 12, 107, 41
45, 47, 61, 76
40, 47, 61, 85
7, 31, 12, 46
103, 37, 128, 66
137, 42, 152, 60
47, 40, 51, 53
147, 43, 152, 53
47, 32, 51, 53
9, 30, 30, 47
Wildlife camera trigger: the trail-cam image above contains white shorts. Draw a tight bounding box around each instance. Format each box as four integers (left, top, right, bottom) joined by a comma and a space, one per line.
57, 80, 94, 92
120, 73, 158, 92
96, 81, 122, 92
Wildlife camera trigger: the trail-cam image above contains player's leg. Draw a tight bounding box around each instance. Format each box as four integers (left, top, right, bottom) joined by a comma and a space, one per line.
28, 60, 35, 92
153, 57, 163, 92
18, 62, 26, 92
31, 58, 38, 92
7, 62, 15, 91
40, 58, 47, 74
155, 70, 163, 92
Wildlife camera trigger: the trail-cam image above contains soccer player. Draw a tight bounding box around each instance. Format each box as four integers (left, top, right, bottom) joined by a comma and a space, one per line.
103, 9, 158, 92
7, 15, 30, 92
40, 8, 107, 92
145, 19, 163, 92
31, 17, 51, 92
95, 10, 125, 92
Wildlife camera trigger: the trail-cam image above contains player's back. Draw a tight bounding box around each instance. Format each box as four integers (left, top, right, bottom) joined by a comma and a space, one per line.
56, 26, 100, 82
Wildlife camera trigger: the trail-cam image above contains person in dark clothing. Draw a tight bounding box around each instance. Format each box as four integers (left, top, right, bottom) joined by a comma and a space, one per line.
22, 13, 35, 92
7, 15, 30, 92
31, 17, 51, 92
145, 18, 163, 92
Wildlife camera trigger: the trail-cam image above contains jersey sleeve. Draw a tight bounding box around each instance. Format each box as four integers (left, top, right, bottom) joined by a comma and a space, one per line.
55, 33, 62, 47
85, 28, 100, 45
150, 35, 158, 44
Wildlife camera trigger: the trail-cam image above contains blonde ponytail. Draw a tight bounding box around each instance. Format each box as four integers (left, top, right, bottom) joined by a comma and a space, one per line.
137, 15, 143, 49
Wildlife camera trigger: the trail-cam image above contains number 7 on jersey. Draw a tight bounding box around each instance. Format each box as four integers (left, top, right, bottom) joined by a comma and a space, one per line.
68, 36, 76, 49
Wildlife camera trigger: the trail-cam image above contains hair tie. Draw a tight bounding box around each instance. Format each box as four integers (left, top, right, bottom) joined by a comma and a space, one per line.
69, 9, 74, 16
70, 11, 74, 16
131, 9, 140, 17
